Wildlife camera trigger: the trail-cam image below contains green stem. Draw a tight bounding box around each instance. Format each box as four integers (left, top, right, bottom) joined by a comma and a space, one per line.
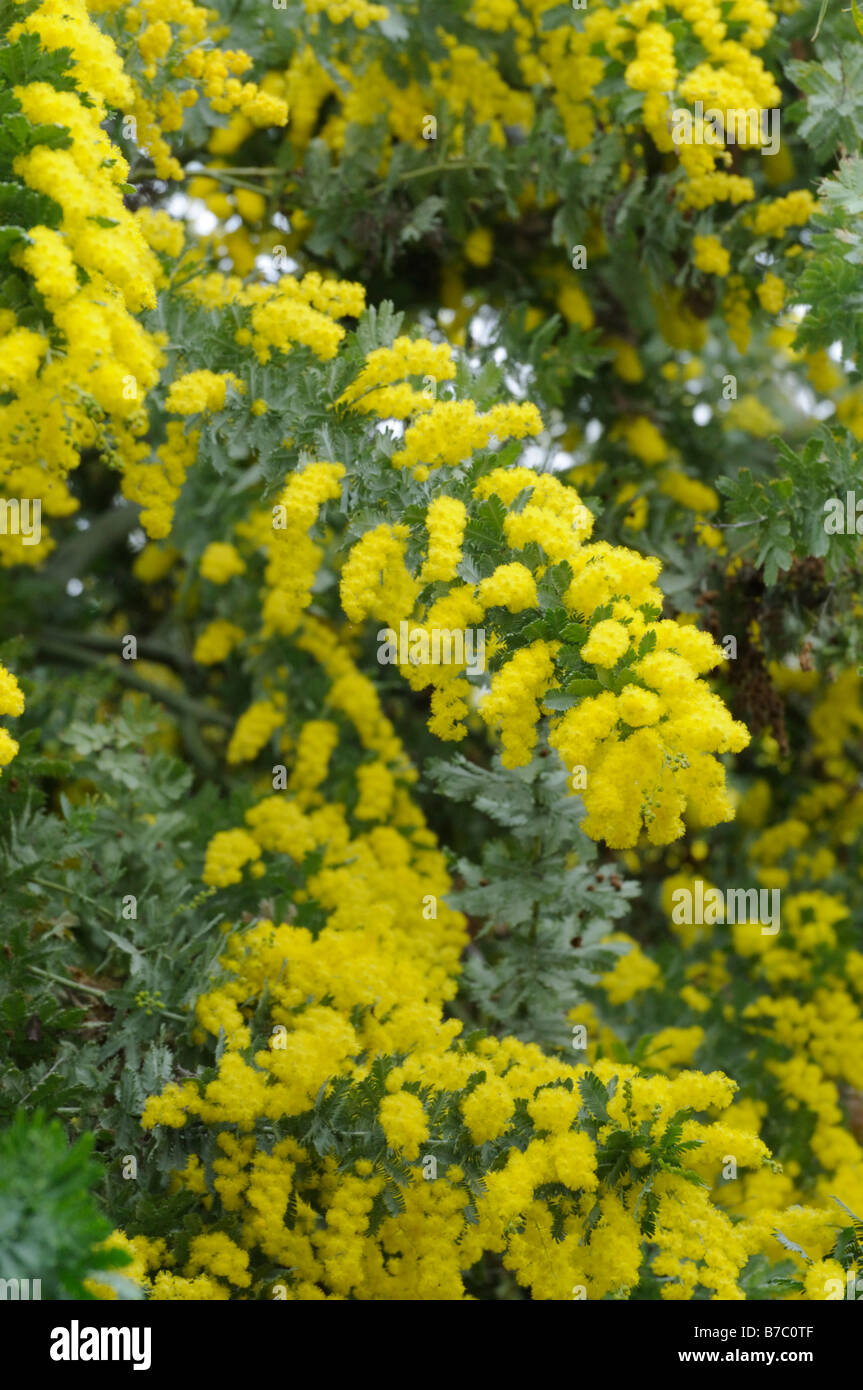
136, 165, 282, 181
17, 1055, 64, 1104
28, 876, 114, 919
28, 966, 186, 1022
35, 637, 233, 729
46, 505, 141, 585
207, 173, 283, 194
27, 965, 108, 999
180, 712, 224, 780
39, 629, 194, 673
527, 763, 544, 948
371, 159, 520, 195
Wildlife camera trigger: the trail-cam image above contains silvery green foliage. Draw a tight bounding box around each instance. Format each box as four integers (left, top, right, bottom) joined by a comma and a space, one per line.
0, 1112, 141, 1300
424, 739, 638, 1048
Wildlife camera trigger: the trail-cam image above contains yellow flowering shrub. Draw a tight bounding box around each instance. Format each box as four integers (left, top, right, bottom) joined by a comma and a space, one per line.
4, 0, 863, 1316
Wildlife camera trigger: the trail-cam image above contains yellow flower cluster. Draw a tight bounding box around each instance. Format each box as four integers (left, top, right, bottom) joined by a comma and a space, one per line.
134, 207, 186, 262
658, 472, 719, 521
551, 632, 749, 848
482, 640, 559, 767
722, 274, 752, 354
296, 614, 416, 777
748, 191, 818, 237
391, 399, 543, 477
199, 541, 246, 584
112, 267, 363, 546
263, 462, 345, 636
168, 267, 365, 372
692, 234, 730, 277
354, 760, 396, 821
121, 422, 199, 540
0, 3, 291, 560
337, 336, 456, 418
193, 619, 245, 666
0, 663, 25, 774
132, 543, 178, 584
420, 496, 467, 584
247, 277, 364, 364
139, 756, 774, 1298
605, 337, 644, 383
581, 672, 863, 1278
90, 0, 289, 180
2, 6, 163, 492
167, 371, 242, 416
287, 720, 340, 805
756, 271, 786, 315
378, 1091, 429, 1160
477, 562, 538, 613
173, 0, 819, 406
83, 1232, 169, 1300
202, 828, 262, 887
624, 24, 677, 93
598, 936, 661, 1004
226, 700, 285, 766
613, 416, 668, 465
725, 394, 780, 436
464, 227, 494, 267
340, 523, 420, 625
186, 1232, 251, 1289
809, 670, 863, 780
302, 0, 390, 27
581, 618, 630, 668
0, 467, 78, 568
332, 418, 747, 846
215, 0, 791, 299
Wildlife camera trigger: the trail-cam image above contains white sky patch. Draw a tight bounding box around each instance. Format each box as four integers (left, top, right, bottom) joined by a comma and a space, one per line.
469, 305, 498, 346
521, 443, 546, 469
550, 450, 575, 473
504, 366, 533, 399
375, 418, 405, 441
585, 419, 603, 444
828, 340, 856, 375
189, 203, 218, 236
66, 578, 84, 597
259, 250, 300, 280
693, 402, 712, 426
794, 384, 818, 416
